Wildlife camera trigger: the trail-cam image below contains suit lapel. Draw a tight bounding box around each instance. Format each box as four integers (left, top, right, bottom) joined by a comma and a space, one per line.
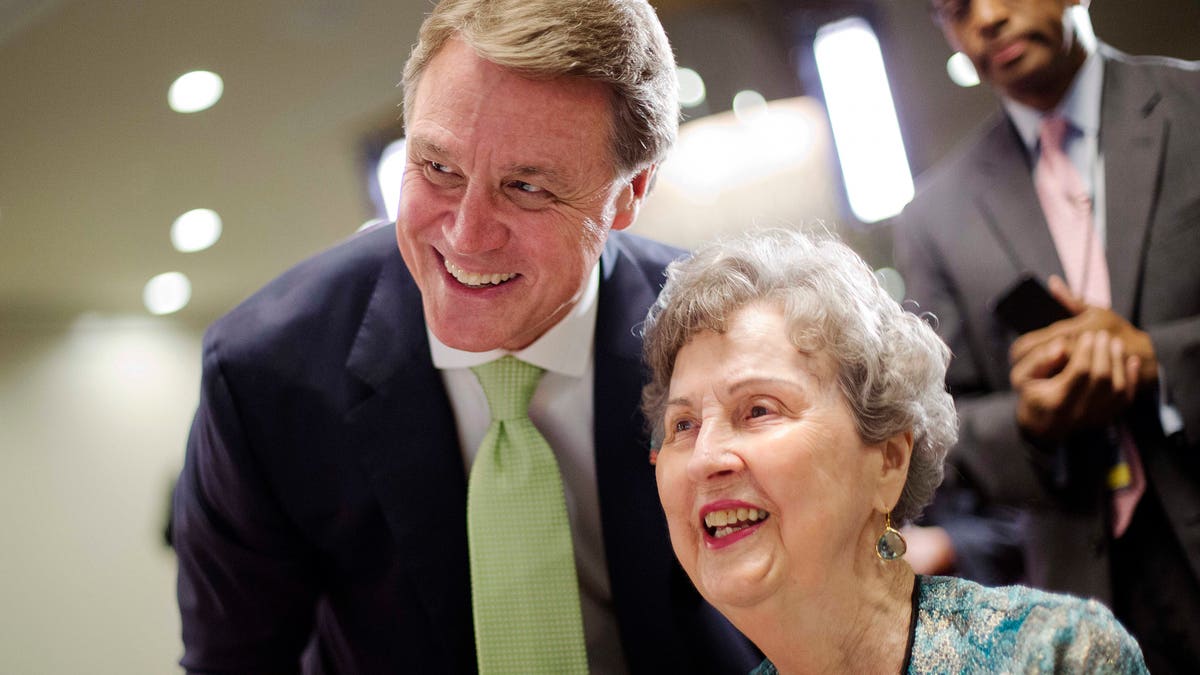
973, 116, 1067, 280
1099, 51, 1167, 320
344, 246, 475, 671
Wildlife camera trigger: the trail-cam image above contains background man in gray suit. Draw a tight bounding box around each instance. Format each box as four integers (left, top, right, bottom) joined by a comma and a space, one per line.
894, 1, 1200, 671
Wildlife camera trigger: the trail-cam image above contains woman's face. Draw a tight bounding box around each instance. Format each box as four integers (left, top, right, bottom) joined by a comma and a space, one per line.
655, 301, 885, 612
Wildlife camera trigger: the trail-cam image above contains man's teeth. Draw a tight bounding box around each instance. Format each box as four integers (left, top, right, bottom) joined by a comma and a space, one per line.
704, 507, 769, 539
444, 259, 516, 287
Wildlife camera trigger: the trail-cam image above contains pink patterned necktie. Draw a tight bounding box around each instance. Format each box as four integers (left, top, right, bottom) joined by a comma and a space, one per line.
1034, 115, 1144, 538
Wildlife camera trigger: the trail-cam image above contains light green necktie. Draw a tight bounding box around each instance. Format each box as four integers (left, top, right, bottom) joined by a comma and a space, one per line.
467, 356, 589, 674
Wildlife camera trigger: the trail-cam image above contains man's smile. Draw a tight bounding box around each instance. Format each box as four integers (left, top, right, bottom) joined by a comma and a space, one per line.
443, 257, 519, 288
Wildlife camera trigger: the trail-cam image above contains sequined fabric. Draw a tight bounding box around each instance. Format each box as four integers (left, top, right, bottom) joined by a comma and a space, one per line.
750, 575, 1147, 674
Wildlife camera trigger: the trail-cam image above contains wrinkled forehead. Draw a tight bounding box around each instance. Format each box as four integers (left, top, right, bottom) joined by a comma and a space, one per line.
674, 301, 840, 389
409, 39, 618, 167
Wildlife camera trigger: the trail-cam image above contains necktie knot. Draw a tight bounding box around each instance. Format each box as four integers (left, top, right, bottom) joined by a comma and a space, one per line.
471, 355, 544, 421
1039, 114, 1069, 153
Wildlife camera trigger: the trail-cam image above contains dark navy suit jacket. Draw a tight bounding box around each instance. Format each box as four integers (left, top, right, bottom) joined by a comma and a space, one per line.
173, 224, 758, 673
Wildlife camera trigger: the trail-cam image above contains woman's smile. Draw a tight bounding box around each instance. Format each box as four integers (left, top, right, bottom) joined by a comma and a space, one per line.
700, 501, 772, 548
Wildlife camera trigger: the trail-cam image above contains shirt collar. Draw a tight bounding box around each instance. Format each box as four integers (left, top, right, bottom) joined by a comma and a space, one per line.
1002, 46, 1104, 154
428, 262, 599, 377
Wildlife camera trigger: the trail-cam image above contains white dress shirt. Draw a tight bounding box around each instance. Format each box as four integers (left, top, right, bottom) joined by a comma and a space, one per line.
428, 263, 630, 675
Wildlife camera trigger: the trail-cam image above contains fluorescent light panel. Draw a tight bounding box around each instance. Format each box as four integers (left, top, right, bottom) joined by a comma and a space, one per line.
814, 17, 913, 223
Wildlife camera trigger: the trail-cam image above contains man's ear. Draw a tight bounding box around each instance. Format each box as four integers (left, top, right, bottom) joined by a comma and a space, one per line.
874, 430, 914, 513
612, 165, 656, 232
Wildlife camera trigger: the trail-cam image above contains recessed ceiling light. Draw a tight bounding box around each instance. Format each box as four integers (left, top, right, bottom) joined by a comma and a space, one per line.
946, 52, 980, 88
874, 267, 906, 302
171, 208, 222, 252
143, 272, 192, 315
168, 71, 224, 113
677, 67, 707, 108
732, 90, 768, 123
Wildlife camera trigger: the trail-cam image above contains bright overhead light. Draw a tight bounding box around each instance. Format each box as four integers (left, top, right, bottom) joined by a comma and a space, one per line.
168, 70, 224, 113
874, 267, 906, 303
658, 97, 815, 203
946, 52, 980, 88
143, 272, 192, 315
815, 17, 914, 223
732, 90, 768, 123
677, 67, 707, 108
171, 208, 222, 252
376, 137, 407, 222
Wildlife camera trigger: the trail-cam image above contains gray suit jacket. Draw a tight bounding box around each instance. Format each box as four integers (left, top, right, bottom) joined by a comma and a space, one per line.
894, 46, 1200, 603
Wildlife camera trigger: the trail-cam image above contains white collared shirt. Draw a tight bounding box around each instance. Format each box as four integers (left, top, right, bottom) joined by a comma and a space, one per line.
428, 263, 630, 674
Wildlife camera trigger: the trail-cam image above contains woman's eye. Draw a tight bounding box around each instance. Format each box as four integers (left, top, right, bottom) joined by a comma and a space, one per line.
673, 418, 694, 433
748, 405, 769, 419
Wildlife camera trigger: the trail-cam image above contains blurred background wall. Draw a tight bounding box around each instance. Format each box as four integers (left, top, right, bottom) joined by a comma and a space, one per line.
1, 0, 1197, 671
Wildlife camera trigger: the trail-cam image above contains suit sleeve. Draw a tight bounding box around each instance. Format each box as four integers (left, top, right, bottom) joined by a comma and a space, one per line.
894, 206, 1054, 507
1147, 298, 1200, 448
1129, 61, 1200, 449
173, 343, 319, 674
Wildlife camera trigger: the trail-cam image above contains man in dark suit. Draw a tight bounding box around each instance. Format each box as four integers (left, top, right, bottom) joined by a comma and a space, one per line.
171, 1, 758, 672
895, 0, 1200, 671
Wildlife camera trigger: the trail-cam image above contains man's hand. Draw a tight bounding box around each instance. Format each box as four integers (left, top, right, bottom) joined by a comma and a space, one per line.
1011, 329, 1139, 442
1010, 275, 1159, 386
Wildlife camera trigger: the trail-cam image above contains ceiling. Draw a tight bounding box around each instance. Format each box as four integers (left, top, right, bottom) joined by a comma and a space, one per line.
2, 0, 1197, 325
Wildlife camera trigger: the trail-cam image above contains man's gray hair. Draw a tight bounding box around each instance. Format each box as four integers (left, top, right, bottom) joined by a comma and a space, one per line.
641, 228, 958, 523
402, 0, 679, 177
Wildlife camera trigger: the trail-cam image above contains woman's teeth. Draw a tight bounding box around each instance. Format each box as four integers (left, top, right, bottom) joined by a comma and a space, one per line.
704, 508, 769, 538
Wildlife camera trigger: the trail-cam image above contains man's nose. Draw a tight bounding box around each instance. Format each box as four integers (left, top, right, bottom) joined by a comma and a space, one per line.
446, 182, 508, 254
971, 0, 1010, 36
686, 421, 743, 482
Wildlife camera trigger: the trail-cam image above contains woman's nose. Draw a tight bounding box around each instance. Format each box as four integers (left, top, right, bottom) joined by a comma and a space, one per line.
686, 422, 743, 482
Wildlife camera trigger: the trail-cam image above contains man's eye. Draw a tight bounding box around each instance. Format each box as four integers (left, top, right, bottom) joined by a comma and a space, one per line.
934, 0, 968, 21
510, 180, 545, 194
673, 419, 694, 433
430, 161, 452, 173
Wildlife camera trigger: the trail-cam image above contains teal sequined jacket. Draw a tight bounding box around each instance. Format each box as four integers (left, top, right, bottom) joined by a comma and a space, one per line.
751, 575, 1147, 674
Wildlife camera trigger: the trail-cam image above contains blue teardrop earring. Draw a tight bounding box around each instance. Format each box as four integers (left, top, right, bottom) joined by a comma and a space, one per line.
875, 511, 907, 561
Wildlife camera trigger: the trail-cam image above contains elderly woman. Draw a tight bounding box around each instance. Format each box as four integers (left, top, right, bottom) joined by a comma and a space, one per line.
642, 228, 1146, 674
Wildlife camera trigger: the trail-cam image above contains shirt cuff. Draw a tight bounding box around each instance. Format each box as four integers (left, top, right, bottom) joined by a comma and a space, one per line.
1158, 365, 1185, 436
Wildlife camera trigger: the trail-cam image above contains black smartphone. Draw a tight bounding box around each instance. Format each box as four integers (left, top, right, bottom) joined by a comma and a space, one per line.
992, 275, 1072, 334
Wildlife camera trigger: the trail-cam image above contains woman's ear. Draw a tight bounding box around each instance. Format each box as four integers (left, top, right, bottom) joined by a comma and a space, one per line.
874, 430, 914, 513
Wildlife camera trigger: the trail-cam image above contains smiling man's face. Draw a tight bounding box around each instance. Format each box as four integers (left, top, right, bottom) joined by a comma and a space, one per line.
396, 38, 649, 352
